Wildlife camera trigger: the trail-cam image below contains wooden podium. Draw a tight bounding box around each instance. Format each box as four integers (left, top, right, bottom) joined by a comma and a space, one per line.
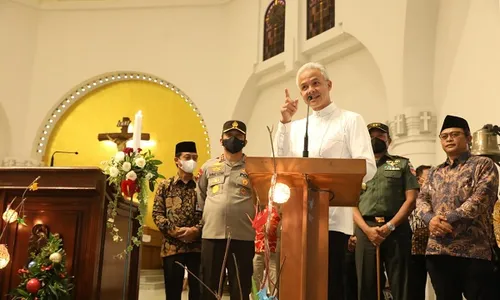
245, 157, 366, 300
0, 167, 140, 299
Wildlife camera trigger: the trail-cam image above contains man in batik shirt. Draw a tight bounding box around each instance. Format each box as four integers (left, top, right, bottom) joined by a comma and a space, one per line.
152, 141, 203, 300
416, 115, 499, 299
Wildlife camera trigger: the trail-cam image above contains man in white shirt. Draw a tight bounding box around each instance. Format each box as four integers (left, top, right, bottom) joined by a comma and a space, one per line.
274, 62, 377, 300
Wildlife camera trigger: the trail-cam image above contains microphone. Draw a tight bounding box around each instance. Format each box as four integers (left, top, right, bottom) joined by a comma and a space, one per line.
303, 95, 313, 158
50, 151, 79, 167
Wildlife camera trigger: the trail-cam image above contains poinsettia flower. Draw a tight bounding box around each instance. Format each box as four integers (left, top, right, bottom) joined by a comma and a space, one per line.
122, 162, 131, 172
115, 151, 125, 162
121, 179, 140, 197
135, 157, 146, 168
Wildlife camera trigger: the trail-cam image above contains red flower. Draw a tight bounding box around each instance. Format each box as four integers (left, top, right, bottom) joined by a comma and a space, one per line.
137, 148, 142, 153
17, 268, 29, 274
60, 272, 66, 278
121, 179, 140, 197
123, 147, 134, 156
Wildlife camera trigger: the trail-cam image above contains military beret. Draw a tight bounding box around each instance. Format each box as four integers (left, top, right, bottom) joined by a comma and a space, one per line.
367, 122, 389, 133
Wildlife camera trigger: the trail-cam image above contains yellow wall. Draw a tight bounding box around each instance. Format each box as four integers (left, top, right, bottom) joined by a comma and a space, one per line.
44, 80, 210, 229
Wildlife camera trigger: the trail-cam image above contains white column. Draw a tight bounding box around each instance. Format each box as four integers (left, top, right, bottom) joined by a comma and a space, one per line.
387, 107, 438, 167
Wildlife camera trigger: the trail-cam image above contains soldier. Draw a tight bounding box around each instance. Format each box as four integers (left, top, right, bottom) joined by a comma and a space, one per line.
353, 122, 419, 300
198, 120, 256, 300
152, 141, 202, 300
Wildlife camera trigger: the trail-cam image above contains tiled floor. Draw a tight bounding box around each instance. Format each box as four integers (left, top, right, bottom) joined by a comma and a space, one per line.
138, 289, 231, 300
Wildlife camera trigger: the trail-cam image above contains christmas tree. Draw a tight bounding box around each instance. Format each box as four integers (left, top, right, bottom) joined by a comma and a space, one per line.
10, 229, 73, 300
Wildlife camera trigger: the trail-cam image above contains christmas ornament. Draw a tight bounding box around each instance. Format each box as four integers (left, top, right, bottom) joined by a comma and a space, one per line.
28, 261, 36, 269
0, 244, 10, 269
49, 252, 62, 263
26, 278, 41, 294
2, 208, 18, 224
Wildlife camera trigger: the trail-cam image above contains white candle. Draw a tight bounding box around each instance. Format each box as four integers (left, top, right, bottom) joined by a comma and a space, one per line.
132, 110, 142, 152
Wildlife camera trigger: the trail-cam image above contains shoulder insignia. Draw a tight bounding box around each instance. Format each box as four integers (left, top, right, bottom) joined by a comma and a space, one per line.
194, 168, 203, 181
394, 155, 409, 160
408, 161, 416, 176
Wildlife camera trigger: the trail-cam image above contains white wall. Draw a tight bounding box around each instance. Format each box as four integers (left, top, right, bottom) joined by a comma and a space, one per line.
245, 47, 387, 156
0, 1, 38, 160
434, 0, 500, 164
2, 0, 500, 168
1, 2, 234, 161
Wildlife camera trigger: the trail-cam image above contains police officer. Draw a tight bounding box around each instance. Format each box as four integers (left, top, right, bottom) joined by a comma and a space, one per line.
198, 120, 256, 300
353, 122, 419, 300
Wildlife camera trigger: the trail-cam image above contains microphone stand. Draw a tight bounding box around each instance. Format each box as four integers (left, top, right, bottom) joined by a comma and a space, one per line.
303, 96, 312, 157
50, 151, 79, 167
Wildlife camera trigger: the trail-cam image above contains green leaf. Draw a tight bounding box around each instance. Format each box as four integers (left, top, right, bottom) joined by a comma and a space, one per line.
149, 181, 155, 192
157, 174, 166, 179
149, 160, 162, 166
17, 216, 27, 226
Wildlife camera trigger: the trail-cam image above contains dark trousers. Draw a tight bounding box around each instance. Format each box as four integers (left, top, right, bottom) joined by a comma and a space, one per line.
344, 244, 358, 300
426, 255, 497, 300
163, 252, 201, 300
409, 255, 427, 300
355, 221, 411, 300
328, 231, 350, 300
200, 239, 254, 300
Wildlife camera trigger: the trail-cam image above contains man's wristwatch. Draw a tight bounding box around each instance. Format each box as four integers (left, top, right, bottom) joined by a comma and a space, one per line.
386, 221, 396, 232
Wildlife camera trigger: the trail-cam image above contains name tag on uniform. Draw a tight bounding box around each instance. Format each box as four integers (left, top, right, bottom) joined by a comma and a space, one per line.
384, 166, 401, 171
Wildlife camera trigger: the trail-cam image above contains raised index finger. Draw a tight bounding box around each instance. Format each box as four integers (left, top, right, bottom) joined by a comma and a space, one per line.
285, 88, 290, 99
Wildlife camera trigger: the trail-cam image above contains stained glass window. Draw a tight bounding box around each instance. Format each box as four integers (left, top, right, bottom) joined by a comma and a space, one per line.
263, 0, 286, 61
307, 0, 335, 39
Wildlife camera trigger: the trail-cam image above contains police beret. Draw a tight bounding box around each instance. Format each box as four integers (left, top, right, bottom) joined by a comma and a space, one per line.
222, 120, 246, 135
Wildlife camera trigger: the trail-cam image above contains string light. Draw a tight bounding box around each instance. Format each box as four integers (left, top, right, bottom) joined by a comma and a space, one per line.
269, 182, 290, 203
35, 72, 211, 158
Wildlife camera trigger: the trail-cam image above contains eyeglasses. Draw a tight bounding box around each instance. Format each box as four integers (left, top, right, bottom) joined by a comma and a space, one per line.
439, 131, 464, 140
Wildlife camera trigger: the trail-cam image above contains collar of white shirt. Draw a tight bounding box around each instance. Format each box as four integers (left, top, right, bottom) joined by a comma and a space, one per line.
311, 101, 337, 118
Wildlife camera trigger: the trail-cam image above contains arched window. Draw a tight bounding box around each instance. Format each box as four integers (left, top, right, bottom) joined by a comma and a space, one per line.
307, 0, 335, 39
263, 0, 286, 61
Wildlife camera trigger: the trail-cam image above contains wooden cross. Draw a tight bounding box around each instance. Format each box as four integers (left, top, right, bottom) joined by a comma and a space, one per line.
420, 111, 432, 133
97, 117, 150, 151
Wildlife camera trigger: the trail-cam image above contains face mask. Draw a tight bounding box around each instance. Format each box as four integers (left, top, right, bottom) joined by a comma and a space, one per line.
222, 136, 246, 154
371, 137, 388, 154
179, 159, 197, 174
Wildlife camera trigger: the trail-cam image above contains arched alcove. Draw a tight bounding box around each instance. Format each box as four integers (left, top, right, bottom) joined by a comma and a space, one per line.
33, 71, 211, 228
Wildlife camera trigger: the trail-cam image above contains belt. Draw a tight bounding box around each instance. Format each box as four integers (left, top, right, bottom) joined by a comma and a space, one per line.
363, 216, 394, 224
